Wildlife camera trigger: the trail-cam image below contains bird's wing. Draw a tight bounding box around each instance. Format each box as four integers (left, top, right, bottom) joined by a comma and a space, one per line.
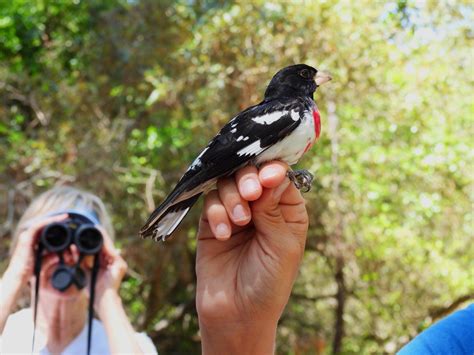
140, 97, 308, 241
181, 97, 308, 189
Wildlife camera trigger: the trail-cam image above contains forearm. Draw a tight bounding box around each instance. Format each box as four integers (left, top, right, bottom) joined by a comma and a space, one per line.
97, 291, 144, 354
0, 268, 25, 333
200, 320, 277, 355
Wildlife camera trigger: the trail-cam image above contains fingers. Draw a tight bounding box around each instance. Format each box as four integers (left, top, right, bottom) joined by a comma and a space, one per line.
94, 226, 116, 260
109, 251, 128, 281
201, 161, 307, 242
19, 213, 69, 246
95, 226, 127, 283
217, 177, 251, 226
235, 165, 262, 201
204, 190, 232, 241
95, 225, 114, 252
252, 176, 308, 250
258, 161, 289, 189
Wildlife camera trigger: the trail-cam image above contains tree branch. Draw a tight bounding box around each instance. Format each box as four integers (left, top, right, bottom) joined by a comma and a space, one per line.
0, 82, 49, 125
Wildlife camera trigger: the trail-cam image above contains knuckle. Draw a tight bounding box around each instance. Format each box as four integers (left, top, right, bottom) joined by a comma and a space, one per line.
236, 165, 257, 179
207, 203, 225, 217
120, 262, 128, 272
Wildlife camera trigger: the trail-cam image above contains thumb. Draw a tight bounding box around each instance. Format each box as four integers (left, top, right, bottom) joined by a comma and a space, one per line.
272, 177, 292, 202
251, 178, 300, 255
252, 176, 291, 220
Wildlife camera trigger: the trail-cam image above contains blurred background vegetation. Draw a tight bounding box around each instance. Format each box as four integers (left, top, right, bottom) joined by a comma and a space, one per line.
0, 0, 473, 353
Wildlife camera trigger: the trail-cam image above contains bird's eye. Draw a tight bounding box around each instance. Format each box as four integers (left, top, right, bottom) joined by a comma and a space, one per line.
299, 69, 312, 79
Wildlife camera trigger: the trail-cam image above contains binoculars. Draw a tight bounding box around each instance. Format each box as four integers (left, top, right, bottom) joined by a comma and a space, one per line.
38, 214, 103, 291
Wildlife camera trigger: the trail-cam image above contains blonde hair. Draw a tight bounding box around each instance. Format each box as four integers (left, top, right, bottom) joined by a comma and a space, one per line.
12, 186, 114, 253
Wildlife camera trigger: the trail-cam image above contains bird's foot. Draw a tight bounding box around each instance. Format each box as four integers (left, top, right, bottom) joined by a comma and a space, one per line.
287, 169, 314, 193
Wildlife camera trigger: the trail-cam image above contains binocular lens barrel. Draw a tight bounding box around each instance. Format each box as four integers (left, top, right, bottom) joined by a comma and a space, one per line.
75, 226, 103, 255
41, 223, 72, 253
40, 223, 103, 254
51, 266, 74, 291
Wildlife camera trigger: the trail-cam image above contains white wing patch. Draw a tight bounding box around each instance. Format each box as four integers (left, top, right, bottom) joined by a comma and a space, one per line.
291, 109, 300, 121
252, 111, 288, 125
188, 146, 209, 170
237, 140, 263, 156
236, 135, 249, 142
153, 207, 190, 241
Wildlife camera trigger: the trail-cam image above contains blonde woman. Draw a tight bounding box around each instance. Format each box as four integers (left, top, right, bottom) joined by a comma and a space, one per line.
0, 186, 157, 354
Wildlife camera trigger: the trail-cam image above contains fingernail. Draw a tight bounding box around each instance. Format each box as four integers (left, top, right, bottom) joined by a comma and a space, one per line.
232, 204, 248, 222
215, 223, 230, 238
261, 167, 280, 180
242, 178, 260, 195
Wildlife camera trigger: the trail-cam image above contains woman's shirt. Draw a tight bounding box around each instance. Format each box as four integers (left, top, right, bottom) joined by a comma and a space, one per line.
0, 308, 158, 354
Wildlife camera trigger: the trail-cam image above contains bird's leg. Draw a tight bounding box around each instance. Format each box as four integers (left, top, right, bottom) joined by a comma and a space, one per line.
287, 169, 314, 193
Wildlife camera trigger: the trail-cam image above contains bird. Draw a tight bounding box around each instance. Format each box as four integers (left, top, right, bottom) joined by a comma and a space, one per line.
140, 64, 331, 241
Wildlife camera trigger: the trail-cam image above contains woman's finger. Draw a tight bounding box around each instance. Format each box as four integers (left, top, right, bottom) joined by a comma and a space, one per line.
204, 190, 232, 240
19, 213, 69, 246
217, 177, 251, 226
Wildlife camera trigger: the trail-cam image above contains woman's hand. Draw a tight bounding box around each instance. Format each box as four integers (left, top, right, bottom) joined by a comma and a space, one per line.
196, 161, 309, 354
91, 229, 147, 354
1, 214, 67, 333
91, 229, 128, 315
6, 214, 68, 286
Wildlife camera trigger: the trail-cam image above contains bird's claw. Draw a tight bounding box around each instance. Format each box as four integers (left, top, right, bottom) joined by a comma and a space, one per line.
287, 169, 314, 193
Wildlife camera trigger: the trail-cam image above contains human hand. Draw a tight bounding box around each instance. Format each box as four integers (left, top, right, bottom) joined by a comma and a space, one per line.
92, 228, 128, 316
85, 230, 145, 354
196, 161, 309, 354
1, 214, 68, 333
5, 214, 68, 286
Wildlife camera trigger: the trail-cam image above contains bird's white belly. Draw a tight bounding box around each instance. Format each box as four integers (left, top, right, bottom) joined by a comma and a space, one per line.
255, 111, 316, 166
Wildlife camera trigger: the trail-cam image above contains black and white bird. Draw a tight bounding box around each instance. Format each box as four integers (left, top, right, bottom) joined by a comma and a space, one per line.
140, 64, 331, 241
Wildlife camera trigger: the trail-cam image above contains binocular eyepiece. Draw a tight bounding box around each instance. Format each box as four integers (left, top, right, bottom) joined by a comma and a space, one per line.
38, 213, 103, 292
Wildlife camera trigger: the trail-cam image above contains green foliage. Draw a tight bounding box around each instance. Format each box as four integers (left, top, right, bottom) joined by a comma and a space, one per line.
1, 0, 473, 354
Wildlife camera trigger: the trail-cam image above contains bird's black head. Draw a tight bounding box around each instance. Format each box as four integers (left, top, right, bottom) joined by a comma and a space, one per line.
264, 64, 331, 100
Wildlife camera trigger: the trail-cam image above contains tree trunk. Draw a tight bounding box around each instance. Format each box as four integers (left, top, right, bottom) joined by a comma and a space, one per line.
328, 100, 346, 354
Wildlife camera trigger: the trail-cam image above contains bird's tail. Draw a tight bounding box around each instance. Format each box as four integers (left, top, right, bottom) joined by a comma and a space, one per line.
140, 193, 201, 241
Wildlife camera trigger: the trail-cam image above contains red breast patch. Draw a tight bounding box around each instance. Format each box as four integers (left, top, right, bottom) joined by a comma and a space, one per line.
313, 109, 321, 138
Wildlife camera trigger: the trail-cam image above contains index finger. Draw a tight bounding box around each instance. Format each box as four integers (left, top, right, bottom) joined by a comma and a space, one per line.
94, 225, 117, 257
258, 161, 289, 189
20, 213, 69, 243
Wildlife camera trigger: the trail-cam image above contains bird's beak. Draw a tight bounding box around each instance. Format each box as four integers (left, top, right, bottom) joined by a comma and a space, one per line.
315, 71, 332, 86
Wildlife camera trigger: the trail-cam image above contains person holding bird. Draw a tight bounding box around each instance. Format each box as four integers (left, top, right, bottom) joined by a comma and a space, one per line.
139, 63, 331, 353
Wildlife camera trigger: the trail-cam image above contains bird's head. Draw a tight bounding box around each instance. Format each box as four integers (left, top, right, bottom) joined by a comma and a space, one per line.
264, 64, 331, 100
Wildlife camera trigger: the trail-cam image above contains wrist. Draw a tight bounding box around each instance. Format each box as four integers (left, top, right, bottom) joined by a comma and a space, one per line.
95, 289, 122, 318
2, 265, 28, 292
200, 319, 277, 355
1, 267, 27, 323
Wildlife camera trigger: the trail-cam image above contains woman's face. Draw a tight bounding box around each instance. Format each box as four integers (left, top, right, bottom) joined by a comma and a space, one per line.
34, 245, 93, 300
